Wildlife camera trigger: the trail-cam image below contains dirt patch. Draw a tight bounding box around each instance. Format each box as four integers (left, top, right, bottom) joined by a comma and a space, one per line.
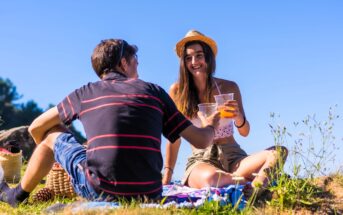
315, 176, 343, 213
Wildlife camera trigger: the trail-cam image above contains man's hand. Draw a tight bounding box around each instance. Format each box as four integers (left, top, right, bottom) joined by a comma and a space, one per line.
198, 110, 220, 129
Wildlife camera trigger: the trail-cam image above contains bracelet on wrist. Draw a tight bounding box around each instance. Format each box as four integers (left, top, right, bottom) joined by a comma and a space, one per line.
234, 116, 246, 128
164, 167, 174, 174
207, 125, 216, 135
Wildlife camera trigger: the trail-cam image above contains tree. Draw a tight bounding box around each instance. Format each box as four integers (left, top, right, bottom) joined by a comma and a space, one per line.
15, 100, 43, 127
0, 77, 86, 142
0, 78, 22, 129
0, 78, 22, 105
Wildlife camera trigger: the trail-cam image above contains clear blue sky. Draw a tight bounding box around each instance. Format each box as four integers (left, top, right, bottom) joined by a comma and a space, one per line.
1, 1, 342, 180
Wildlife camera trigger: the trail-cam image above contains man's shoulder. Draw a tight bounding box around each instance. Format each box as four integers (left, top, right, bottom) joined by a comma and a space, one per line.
66, 81, 103, 98
83, 78, 118, 88
138, 79, 164, 91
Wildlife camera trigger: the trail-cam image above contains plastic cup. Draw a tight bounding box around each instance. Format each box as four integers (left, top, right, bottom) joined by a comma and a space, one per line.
197, 103, 217, 118
214, 93, 234, 118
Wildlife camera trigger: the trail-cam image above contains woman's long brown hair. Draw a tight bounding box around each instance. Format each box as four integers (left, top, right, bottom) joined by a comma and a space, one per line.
175, 41, 216, 118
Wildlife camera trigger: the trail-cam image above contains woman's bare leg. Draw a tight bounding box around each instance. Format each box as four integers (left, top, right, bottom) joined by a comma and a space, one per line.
187, 163, 247, 189
231, 146, 288, 188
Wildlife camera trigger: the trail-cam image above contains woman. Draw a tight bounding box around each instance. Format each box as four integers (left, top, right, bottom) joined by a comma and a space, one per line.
163, 30, 287, 190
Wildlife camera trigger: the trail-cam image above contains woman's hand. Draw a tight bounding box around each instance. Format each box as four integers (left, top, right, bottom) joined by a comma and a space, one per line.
221, 100, 244, 122
223, 100, 248, 133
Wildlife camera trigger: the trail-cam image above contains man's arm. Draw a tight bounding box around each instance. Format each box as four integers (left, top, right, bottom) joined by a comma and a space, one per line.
28, 106, 62, 144
180, 111, 220, 149
163, 110, 219, 184
180, 125, 215, 149
162, 138, 181, 185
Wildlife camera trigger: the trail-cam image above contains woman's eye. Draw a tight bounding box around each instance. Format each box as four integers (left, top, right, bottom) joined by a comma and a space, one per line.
197, 54, 204, 59
185, 57, 192, 62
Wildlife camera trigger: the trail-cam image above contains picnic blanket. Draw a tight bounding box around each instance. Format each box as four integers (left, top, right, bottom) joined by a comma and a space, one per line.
161, 183, 246, 209
44, 183, 247, 213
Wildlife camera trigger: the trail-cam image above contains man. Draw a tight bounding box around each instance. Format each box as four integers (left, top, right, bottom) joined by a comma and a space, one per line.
0, 39, 219, 207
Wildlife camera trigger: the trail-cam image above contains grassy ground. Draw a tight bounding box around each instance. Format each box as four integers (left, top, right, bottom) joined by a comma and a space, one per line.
1, 173, 343, 214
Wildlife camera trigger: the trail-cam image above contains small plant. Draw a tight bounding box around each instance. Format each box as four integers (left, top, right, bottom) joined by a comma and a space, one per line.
291, 106, 340, 177
265, 106, 342, 211
196, 200, 236, 214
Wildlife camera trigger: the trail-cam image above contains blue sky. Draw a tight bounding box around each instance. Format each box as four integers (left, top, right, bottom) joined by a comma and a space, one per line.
1, 1, 342, 180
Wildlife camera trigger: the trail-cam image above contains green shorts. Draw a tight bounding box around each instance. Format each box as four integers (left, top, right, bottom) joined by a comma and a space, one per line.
182, 142, 248, 185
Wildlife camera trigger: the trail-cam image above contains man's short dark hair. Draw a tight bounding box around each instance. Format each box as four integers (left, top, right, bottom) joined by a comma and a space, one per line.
91, 39, 138, 78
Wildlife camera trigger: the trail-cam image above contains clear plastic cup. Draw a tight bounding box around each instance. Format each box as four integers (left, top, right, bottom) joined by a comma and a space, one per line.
197, 103, 217, 118
214, 93, 234, 118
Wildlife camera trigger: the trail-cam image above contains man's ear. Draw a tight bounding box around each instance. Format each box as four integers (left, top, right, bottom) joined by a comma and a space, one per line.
120, 58, 128, 72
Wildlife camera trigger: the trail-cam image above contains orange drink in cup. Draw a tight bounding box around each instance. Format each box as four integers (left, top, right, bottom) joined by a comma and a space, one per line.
214, 93, 234, 118
217, 106, 235, 118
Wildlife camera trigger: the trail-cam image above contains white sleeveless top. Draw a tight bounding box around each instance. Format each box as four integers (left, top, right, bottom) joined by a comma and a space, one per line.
191, 116, 234, 139
190, 78, 234, 138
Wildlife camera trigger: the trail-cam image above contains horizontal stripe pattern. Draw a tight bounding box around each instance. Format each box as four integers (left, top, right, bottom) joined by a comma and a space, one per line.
86, 169, 162, 197
87, 133, 161, 145
167, 119, 189, 138
81, 94, 165, 106
87, 145, 161, 153
98, 186, 162, 196
80, 102, 163, 116
57, 72, 191, 199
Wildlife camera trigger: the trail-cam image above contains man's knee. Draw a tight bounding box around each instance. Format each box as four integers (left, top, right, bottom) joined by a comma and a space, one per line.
41, 125, 67, 149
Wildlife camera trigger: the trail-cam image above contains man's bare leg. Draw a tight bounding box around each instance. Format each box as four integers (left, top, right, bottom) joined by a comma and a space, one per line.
0, 126, 64, 207
21, 127, 64, 192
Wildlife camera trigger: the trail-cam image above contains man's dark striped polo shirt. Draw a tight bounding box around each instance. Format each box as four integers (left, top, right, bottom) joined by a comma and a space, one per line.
57, 71, 191, 199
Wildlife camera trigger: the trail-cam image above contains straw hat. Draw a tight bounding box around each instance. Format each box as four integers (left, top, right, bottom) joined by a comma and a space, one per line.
175, 30, 217, 57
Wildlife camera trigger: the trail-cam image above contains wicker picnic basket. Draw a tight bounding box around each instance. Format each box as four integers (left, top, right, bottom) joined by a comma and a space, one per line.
45, 163, 76, 198
0, 150, 22, 183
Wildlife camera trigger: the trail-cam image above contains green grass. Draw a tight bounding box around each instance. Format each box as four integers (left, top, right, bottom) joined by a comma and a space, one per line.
1, 169, 343, 214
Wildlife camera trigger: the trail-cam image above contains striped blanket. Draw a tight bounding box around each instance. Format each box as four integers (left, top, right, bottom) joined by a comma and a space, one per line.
44, 184, 247, 213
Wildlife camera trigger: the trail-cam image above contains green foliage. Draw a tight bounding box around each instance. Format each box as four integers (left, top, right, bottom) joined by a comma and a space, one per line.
0, 77, 85, 143
195, 200, 235, 214
0, 78, 21, 129
0, 77, 42, 129
267, 175, 323, 209
292, 107, 339, 177
17, 100, 43, 122
0, 78, 22, 104
270, 106, 340, 178
264, 107, 342, 211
